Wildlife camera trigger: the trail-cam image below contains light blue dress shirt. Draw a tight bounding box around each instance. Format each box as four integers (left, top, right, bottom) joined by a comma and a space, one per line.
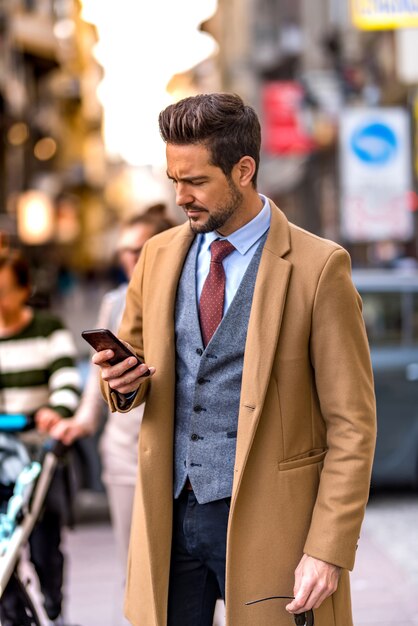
196, 194, 271, 315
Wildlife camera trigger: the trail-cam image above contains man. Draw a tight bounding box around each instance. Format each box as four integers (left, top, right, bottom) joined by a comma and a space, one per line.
95, 93, 376, 626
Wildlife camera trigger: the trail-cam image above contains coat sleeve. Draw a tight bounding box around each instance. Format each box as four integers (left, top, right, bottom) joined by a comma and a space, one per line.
100, 245, 151, 413
304, 248, 377, 570
74, 291, 117, 430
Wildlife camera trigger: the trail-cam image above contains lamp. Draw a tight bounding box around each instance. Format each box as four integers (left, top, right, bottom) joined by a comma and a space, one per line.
17, 190, 55, 245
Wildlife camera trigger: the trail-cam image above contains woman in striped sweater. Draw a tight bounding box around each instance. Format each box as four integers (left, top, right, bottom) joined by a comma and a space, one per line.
0, 250, 81, 626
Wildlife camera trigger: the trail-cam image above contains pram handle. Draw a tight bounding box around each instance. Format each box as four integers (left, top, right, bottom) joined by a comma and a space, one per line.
0, 414, 70, 460
0, 413, 35, 433
0, 413, 71, 459
41, 437, 69, 460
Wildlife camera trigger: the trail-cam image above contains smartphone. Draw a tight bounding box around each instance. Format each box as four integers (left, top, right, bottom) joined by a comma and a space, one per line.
81, 328, 150, 375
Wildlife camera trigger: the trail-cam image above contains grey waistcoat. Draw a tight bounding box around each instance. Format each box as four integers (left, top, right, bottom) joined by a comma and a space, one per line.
174, 232, 267, 504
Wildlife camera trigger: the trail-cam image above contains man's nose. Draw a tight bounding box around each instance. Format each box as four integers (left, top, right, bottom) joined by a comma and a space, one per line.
175, 184, 193, 206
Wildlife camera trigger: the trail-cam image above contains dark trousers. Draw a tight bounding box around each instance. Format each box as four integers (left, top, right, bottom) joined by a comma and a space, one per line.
167, 489, 230, 626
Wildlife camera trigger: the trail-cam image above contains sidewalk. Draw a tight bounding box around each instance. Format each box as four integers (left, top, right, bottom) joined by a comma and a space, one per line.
353, 528, 418, 625
351, 493, 418, 626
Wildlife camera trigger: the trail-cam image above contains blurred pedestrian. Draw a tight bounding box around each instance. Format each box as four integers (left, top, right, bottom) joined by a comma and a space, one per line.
95, 92, 376, 626
0, 250, 81, 626
51, 205, 175, 572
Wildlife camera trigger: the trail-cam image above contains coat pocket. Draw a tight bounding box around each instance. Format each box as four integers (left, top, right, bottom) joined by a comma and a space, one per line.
278, 448, 327, 471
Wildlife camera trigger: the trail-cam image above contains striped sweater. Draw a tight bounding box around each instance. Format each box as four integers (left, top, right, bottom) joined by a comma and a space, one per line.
0, 310, 81, 418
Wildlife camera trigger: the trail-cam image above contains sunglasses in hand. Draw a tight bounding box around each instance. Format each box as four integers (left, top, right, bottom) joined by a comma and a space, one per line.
245, 595, 314, 625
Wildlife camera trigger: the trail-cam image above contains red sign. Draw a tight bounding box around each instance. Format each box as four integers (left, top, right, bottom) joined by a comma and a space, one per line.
262, 81, 316, 155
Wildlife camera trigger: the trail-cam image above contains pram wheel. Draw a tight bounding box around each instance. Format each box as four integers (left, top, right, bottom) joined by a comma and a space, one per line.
0, 571, 42, 626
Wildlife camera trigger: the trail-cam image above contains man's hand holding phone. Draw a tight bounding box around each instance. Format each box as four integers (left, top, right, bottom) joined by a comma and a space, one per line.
82, 328, 155, 395
93, 348, 154, 395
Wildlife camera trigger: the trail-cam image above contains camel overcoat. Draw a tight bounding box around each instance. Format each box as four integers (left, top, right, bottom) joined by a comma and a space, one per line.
103, 201, 377, 626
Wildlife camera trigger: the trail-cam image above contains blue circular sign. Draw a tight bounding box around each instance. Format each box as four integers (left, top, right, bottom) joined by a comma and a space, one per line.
350, 121, 397, 165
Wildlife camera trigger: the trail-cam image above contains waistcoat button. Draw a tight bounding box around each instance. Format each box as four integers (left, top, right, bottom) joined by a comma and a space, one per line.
196, 348, 203, 356
191, 433, 199, 441
193, 405, 202, 412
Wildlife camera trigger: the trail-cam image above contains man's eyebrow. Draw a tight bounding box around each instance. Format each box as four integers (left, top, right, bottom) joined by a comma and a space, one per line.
166, 172, 209, 183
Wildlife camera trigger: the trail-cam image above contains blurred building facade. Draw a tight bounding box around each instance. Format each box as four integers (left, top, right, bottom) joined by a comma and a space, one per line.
0, 0, 107, 302
210, 0, 418, 267
0, 0, 417, 301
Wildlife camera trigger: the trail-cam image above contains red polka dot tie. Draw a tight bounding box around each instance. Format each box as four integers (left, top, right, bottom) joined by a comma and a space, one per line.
199, 239, 235, 347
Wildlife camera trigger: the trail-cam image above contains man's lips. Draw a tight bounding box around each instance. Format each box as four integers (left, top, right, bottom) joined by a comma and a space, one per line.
185, 208, 206, 217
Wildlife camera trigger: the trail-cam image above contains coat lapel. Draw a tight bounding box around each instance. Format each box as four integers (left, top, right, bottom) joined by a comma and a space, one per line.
139, 222, 195, 496
233, 204, 292, 494
149, 222, 195, 350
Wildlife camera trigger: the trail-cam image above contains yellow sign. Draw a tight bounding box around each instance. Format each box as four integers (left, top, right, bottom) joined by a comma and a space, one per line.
351, 0, 418, 29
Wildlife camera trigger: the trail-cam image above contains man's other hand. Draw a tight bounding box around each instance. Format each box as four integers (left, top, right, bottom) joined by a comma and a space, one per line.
286, 554, 341, 614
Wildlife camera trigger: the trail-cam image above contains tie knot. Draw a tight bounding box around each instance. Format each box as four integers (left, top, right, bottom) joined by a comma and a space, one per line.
210, 239, 235, 264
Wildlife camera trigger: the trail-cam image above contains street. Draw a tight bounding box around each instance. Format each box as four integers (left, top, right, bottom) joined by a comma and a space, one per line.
23, 489, 418, 626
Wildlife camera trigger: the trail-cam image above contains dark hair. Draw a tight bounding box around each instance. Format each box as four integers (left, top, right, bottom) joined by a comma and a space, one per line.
158, 93, 261, 188
124, 203, 175, 235
0, 250, 31, 288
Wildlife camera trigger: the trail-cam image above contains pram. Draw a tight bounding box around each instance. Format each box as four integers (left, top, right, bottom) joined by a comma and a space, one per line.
0, 413, 67, 626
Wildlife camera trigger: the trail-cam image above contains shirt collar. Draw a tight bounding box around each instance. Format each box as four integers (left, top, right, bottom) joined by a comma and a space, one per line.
200, 194, 271, 255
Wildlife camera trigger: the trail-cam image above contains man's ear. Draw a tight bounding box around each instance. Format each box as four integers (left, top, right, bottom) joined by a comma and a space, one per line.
234, 156, 256, 188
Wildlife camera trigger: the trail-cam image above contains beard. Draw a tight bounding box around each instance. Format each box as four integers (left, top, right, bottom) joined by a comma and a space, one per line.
186, 178, 243, 234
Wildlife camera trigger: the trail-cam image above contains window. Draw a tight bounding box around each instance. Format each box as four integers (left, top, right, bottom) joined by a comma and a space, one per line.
361, 289, 418, 347
361, 292, 403, 346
